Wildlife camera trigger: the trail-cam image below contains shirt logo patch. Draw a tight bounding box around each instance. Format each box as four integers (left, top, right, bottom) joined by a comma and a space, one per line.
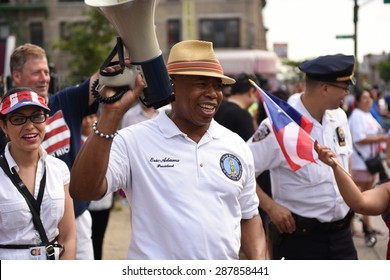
220, 153, 242, 181
336, 126, 346, 147
252, 123, 271, 142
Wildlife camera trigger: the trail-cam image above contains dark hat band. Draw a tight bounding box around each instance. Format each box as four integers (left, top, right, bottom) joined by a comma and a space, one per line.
306, 73, 354, 84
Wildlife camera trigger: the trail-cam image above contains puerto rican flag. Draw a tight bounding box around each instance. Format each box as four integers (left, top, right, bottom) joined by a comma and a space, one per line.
250, 80, 316, 171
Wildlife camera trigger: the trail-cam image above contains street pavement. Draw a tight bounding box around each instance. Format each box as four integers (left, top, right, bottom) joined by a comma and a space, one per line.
101, 197, 389, 260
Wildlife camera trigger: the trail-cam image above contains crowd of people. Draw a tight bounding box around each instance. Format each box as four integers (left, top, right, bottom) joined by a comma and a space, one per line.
0, 38, 389, 260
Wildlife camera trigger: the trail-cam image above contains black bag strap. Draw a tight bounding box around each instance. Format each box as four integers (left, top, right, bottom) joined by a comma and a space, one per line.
353, 143, 388, 181
353, 143, 365, 159
353, 143, 378, 160
0, 154, 55, 260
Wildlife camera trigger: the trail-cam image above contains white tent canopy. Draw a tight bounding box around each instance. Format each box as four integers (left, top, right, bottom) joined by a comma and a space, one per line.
215, 49, 279, 76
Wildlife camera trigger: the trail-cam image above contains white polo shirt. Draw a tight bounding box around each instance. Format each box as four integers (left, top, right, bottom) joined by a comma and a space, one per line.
247, 96, 352, 223
348, 108, 383, 170
106, 110, 259, 260
0, 144, 69, 260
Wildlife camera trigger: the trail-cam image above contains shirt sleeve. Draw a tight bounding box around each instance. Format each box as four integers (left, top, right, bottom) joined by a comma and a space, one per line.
247, 118, 284, 177
238, 144, 260, 219
106, 130, 132, 195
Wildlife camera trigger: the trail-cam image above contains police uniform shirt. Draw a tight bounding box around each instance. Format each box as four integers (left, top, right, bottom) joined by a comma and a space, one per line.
247, 96, 352, 223
349, 107, 383, 170
0, 144, 69, 260
105, 110, 259, 260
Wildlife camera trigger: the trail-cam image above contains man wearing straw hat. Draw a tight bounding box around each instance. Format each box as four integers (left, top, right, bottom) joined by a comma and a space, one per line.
70, 40, 266, 260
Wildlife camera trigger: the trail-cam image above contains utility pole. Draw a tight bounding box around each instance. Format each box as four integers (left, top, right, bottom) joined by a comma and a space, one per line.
336, 1, 360, 88
352, 0, 387, 88
353, 0, 360, 90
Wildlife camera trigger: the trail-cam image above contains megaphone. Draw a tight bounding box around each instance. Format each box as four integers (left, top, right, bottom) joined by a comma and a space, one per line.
86, 0, 174, 109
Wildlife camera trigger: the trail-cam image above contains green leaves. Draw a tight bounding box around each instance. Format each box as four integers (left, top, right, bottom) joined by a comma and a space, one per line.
377, 60, 390, 84
55, 9, 116, 84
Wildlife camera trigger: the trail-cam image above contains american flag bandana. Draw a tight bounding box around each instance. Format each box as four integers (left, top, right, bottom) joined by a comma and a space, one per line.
0, 90, 50, 115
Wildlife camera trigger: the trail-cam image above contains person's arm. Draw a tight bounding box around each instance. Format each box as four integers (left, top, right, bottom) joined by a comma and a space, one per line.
57, 184, 76, 260
240, 215, 267, 259
256, 184, 296, 234
69, 75, 144, 201
315, 141, 389, 216
355, 134, 387, 145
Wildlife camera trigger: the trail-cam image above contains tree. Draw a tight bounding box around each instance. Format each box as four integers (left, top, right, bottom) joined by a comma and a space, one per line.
281, 59, 305, 83
55, 9, 116, 84
377, 60, 390, 84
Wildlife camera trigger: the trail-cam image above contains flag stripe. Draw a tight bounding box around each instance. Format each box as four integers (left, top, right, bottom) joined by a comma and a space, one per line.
296, 128, 315, 162
265, 89, 313, 134
42, 110, 71, 156
44, 124, 68, 139
275, 126, 301, 171
44, 138, 71, 154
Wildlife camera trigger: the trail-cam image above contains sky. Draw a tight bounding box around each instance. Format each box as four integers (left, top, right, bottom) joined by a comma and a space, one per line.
263, 0, 390, 62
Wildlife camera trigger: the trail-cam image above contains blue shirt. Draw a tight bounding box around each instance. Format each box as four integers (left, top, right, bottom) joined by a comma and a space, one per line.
370, 100, 382, 124
42, 79, 98, 217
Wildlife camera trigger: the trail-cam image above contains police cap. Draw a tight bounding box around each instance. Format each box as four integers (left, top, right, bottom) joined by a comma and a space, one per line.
299, 54, 355, 85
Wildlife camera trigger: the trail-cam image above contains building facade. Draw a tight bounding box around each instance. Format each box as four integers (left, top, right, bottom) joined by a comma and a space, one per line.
360, 52, 390, 90
0, 0, 268, 85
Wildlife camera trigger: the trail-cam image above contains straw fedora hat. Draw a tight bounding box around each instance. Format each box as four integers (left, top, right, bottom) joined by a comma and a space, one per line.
166, 40, 235, 85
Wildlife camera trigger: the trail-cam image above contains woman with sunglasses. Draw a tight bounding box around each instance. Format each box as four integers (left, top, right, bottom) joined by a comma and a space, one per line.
0, 87, 75, 260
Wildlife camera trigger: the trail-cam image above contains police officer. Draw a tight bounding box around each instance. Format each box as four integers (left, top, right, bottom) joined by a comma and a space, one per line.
247, 54, 358, 259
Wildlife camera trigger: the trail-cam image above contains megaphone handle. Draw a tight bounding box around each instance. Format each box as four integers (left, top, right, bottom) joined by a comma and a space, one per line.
116, 37, 125, 69
100, 37, 126, 74
91, 79, 129, 104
